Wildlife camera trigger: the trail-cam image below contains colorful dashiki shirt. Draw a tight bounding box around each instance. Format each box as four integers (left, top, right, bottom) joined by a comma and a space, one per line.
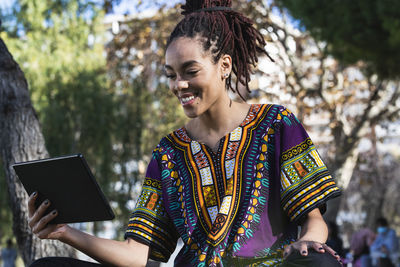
125, 104, 341, 266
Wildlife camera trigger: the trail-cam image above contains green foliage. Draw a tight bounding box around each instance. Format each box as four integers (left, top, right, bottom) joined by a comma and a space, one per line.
3, 0, 116, 185
6, 0, 106, 108
1, 0, 186, 238
275, 0, 400, 79
104, 7, 187, 237
2, 0, 123, 234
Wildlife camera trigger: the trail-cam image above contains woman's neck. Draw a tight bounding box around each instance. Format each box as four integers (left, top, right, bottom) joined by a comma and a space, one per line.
186, 99, 250, 147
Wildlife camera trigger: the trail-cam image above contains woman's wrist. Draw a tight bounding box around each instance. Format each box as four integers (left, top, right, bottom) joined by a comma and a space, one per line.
58, 225, 75, 243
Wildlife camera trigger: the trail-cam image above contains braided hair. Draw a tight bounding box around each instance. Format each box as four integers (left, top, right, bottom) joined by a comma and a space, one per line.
166, 0, 271, 100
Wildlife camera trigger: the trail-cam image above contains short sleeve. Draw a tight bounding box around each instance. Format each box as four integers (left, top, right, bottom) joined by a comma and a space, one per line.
275, 106, 341, 222
124, 150, 179, 262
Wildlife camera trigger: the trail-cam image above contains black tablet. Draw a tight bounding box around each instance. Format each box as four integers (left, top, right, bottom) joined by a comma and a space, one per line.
12, 154, 115, 224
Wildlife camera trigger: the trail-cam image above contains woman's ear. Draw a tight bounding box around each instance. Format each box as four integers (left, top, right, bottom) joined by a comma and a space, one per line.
220, 54, 232, 75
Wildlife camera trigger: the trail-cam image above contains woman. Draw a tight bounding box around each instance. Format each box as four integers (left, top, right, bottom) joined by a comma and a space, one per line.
29, 0, 342, 266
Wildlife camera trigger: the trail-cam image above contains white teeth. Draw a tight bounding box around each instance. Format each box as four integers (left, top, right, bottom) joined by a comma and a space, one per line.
181, 96, 195, 104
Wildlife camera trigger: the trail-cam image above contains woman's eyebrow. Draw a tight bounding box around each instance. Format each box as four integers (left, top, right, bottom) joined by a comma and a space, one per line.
164, 60, 200, 71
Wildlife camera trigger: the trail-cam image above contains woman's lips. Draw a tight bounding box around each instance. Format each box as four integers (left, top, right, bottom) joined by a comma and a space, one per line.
179, 93, 197, 106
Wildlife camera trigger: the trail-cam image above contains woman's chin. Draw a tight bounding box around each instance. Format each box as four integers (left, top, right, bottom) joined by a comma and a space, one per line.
182, 106, 200, 119
183, 111, 199, 119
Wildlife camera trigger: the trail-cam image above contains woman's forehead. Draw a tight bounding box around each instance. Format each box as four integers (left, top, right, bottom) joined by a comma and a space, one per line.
166, 37, 203, 56
165, 37, 212, 67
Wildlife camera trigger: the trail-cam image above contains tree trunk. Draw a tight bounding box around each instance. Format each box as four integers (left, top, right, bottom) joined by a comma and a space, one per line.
323, 144, 360, 222
0, 38, 76, 264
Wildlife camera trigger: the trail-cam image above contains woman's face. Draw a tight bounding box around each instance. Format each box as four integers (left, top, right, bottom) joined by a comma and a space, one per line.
165, 37, 231, 118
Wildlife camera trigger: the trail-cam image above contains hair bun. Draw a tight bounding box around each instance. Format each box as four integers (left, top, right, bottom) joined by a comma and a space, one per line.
182, 0, 232, 15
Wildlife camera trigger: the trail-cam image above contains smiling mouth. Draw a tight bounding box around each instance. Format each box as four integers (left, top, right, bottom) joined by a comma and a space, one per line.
179, 93, 198, 106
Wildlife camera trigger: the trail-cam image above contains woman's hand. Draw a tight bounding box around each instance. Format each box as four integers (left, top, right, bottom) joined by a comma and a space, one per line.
283, 208, 341, 262
28, 191, 149, 266
283, 240, 340, 260
28, 191, 69, 240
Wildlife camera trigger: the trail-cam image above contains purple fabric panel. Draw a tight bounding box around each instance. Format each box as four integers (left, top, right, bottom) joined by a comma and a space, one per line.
278, 112, 310, 154
236, 149, 278, 256
234, 214, 278, 257
145, 156, 161, 180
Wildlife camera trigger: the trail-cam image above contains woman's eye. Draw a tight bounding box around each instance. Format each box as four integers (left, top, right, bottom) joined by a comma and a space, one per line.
187, 70, 199, 75
165, 74, 176, 79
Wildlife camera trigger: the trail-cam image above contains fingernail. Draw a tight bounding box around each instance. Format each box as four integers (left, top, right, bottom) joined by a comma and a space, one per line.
334, 252, 338, 255
44, 200, 49, 205
283, 252, 288, 257
32, 191, 37, 197
302, 250, 307, 254
52, 210, 57, 215
319, 247, 324, 250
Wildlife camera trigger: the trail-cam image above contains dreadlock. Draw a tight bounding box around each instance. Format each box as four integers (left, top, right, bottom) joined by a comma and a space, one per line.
166, 0, 272, 100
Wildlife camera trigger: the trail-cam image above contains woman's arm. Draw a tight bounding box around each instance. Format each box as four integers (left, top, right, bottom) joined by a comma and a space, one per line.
283, 208, 340, 260
29, 192, 149, 267
60, 227, 149, 267
298, 208, 328, 244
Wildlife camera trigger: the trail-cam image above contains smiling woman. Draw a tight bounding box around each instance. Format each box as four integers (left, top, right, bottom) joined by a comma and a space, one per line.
123, 0, 342, 266
165, 38, 232, 120
166, 0, 272, 101
28, 0, 342, 267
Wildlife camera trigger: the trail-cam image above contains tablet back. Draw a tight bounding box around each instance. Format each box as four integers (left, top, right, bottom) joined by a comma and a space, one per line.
13, 154, 115, 224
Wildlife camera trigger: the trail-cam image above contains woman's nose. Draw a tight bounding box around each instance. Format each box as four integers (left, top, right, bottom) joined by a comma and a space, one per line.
172, 79, 189, 92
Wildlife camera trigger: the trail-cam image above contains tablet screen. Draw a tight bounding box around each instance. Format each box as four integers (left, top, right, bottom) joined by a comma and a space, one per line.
12, 154, 115, 224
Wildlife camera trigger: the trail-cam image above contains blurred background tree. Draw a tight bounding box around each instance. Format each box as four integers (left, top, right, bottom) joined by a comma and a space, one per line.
1, 0, 119, 236
275, 0, 400, 79
1, 35, 77, 263
0, 166, 12, 242
271, 0, 400, 241
0, 0, 184, 263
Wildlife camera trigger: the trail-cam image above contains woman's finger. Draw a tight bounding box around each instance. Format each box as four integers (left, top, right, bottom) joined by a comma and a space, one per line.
311, 242, 325, 253
28, 191, 38, 218
37, 225, 56, 239
283, 244, 293, 259
28, 199, 51, 229
35, 211, 59, 239
32, 209, 58, 235
299, 241, 309, 256
322, 243, 340, 259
